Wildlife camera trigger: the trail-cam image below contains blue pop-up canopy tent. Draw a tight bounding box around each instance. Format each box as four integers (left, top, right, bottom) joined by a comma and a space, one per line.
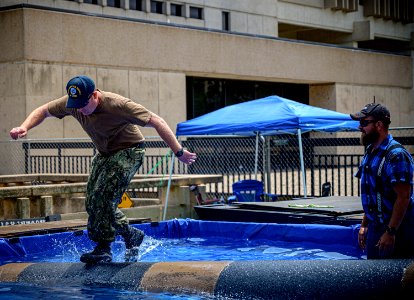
164, 96, 359, 219
176, 95, 358, 136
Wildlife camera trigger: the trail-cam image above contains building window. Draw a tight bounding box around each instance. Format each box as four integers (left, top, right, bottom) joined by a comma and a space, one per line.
83, 0, 99, 4
222, 11, 230, 31
151, 0, 164, 14
186, 77, 309, 119
189, 6, 203, 19
107, 0, 121, 8
171, 3, 183, 17
130, 0, 143, 11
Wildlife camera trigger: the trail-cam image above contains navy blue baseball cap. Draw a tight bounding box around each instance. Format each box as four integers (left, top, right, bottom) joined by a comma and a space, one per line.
66, 75, 95, 109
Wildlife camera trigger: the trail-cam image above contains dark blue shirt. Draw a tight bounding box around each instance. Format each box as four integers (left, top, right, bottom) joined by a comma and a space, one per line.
355, 134, 414, 223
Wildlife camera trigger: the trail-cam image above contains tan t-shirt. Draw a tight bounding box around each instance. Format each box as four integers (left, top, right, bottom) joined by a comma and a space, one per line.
48, 91, 152, 155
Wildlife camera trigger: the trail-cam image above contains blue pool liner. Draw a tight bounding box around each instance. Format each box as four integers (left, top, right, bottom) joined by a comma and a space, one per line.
0, 218, 360, 260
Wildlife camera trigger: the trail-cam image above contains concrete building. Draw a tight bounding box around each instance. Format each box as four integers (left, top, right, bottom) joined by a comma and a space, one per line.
0, 0, 413, 143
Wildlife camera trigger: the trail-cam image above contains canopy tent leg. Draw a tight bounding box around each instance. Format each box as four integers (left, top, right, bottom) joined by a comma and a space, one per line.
254, 132, 259, 180
162, 152, 175, 221
265, 136, 271, 195
298, 129, 307, 198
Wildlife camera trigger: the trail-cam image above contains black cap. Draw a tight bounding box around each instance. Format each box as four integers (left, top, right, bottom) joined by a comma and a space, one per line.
350, 103, 391, 125
66, 75, 95, 109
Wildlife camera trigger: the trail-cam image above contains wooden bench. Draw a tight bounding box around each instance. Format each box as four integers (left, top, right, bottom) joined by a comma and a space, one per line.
0, 174, 222, 221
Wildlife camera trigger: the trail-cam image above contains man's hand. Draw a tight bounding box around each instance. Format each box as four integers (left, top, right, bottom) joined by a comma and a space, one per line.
177, 150, 197, 165
10, 127, 28, 140
358, 226, 368, 250
377, 232, 395, 258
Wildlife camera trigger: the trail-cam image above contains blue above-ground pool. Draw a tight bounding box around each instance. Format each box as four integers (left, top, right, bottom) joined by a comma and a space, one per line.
0, 219, 413, 299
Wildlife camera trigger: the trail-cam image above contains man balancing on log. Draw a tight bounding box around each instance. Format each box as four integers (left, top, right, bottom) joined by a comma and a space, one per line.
10, 75, 197, 263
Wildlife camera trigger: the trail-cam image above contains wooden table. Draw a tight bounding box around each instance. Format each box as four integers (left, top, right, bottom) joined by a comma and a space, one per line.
194, 196, 363, 225
237, 196, 362, 216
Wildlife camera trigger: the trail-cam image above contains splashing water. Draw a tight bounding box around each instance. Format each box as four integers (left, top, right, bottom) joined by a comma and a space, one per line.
0, 233, 363, 265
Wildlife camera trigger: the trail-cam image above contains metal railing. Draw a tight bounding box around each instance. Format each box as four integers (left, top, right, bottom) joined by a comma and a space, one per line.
1, 128, 413, 200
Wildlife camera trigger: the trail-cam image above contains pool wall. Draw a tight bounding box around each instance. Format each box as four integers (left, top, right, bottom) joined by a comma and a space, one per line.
0, 260, 413, 299
0, 219, 413, 298
140, 219, 360, 245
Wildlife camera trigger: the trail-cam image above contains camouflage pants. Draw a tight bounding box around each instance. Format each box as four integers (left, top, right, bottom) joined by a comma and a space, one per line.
85, 146, 145, 243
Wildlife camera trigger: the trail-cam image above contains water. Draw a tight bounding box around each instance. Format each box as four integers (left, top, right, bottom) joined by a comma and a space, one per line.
137, 236, 363, 261
0, 222, 363, 299
0, 282, 212, 300
0, 235, 364, 264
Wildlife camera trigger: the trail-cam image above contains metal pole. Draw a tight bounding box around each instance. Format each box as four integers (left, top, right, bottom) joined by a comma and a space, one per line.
162, 152, 175, 221
254, 132, 259, 180
259, 135, 267, 192
28, 140, 31, 174
266, 136, 271, 195
298, 129, 307, 198
261, 135, 265, 180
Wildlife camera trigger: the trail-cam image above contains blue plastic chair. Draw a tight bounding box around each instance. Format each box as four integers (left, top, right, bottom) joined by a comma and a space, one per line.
228, 179, 278, 203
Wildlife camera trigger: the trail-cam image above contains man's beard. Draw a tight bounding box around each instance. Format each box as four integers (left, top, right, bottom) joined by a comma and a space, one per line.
361, 130, 379, 146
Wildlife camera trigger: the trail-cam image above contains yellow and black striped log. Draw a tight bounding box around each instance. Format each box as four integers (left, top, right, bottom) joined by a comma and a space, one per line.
1, 260, 414, 299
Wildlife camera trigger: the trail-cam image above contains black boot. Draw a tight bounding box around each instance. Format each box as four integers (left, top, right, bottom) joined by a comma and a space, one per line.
122, 226, 145, 262
124, 226, 145, 249
80, 242, 112, 264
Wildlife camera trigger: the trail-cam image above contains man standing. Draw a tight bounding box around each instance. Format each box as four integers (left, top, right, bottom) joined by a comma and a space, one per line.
351, 103, 414, 259
10, 75, 197, 263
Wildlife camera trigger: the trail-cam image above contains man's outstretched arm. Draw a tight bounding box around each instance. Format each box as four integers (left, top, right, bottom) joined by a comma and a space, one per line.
10, 103, 52, 140
146, 113, 197, 165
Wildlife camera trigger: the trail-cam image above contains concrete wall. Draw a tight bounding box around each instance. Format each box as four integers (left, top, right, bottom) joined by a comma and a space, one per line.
0, 174, 209, 220
1, 0, 279, 36
0, 7, 413, 143
310, 84, 414, 126
2, 1, 412, 41
278, 0, 413, 41
4, 9, 408, 87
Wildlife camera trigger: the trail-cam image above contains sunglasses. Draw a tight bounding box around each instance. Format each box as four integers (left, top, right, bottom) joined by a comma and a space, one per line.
359, 119, 377, 127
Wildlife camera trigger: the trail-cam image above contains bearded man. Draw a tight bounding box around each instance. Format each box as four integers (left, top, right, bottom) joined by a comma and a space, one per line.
351, 103, 414, 259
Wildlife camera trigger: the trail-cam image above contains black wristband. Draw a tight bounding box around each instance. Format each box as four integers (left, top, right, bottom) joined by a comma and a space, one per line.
175, 147, 184, 158
386, 226, 397, 236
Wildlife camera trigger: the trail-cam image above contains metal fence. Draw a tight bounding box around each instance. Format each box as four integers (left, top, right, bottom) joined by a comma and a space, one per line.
1, 128, 413, 200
